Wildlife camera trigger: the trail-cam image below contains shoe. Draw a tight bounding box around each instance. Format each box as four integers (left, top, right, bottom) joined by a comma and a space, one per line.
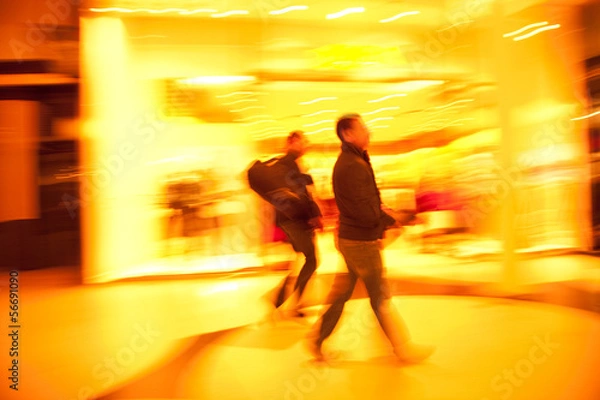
304, 337, 325, 362
394, 341, 435, 363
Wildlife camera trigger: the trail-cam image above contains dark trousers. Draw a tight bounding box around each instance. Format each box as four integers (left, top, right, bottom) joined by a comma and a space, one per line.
315, 237, 409, 349
274, 221, 318, 308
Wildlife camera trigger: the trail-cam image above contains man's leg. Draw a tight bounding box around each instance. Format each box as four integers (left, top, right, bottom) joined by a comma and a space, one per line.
316, 270, 357, 342
280, 223, 318, 310
274, 275, 292, 309
348, 240, 434, 362
292, 231, 317, 298
335, 239, 408, 346
356, 243, 412, 349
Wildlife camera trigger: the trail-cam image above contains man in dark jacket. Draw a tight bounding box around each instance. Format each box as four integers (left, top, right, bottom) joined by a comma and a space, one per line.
307, 114, 434, 363
272, 131, 323, 317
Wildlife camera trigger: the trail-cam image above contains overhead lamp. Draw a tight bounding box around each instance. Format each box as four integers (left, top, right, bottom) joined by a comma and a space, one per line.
326, 7, 365, 20
179, 9, 219, 15
572, 110, 600, 121
269, 5, 309, 15
299, 97, 338, 105
432, 99, 475, 110
211, 10, 249, 18
513, 24, 560, 41
379, 11, 420, 23
368, 94, 406, 103
503, 22, 548, 38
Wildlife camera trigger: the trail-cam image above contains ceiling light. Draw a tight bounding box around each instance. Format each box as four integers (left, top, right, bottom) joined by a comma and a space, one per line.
512, 24, 560, 41
211, 10, 249, 18
326, 7, 365, 20
380, 11, 420, 23
368, 94, 406, 103
432, 99, 475, 109
179, 9, 219, 15
571, 110, 600, 121
299, 97, 338, 105
269, 5, 309, 15
503, 22, 548, 38
367, 117, 394, 124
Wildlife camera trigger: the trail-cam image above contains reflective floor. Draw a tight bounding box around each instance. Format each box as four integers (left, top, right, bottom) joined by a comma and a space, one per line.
103, 297, 600, 400
1, 247, 600, 400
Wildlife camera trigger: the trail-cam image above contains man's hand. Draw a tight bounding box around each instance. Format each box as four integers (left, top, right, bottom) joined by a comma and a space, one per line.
308, 216, 324, 231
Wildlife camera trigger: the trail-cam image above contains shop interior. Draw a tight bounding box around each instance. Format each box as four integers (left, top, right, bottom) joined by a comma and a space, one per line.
72, 0, 592, 282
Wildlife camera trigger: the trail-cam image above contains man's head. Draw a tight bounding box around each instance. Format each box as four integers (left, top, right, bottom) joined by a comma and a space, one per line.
287, 130, 310, 156
336, 113, 370, 150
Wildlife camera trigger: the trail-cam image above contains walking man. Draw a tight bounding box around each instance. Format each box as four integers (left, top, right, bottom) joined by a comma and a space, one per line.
272, 131, 323, 317
307, 114, 434, 362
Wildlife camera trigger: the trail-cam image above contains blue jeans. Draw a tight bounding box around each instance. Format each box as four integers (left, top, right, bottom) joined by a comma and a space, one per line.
315, 238, 409, 348
274, 221, 318, 308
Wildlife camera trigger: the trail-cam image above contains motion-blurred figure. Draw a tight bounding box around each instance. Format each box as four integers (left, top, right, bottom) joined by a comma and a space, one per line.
271, 131, 323, 317
307, 114, 435, 363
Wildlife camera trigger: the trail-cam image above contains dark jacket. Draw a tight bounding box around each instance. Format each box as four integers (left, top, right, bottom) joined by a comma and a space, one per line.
333, 142, 395, 241
274, 151, 322, 227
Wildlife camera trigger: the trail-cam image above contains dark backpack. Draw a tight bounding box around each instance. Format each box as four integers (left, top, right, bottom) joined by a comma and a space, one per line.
247, 157, 310, 220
